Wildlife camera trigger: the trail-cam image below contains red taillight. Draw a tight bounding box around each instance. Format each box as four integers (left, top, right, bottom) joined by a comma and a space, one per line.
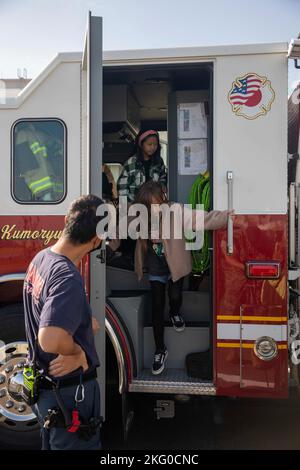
245, 262, 280, 279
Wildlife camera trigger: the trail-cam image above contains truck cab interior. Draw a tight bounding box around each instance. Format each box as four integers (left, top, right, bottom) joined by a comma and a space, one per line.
103, 62, 214, 389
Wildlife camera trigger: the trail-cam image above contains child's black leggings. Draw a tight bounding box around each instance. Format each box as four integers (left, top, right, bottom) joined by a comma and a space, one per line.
149, 277, 184, 352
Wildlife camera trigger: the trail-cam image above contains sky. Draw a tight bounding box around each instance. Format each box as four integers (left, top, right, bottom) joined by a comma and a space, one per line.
0, 0, 300, 92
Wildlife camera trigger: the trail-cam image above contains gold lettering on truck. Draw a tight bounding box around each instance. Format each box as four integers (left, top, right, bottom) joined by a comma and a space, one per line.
1, 224, 62, 245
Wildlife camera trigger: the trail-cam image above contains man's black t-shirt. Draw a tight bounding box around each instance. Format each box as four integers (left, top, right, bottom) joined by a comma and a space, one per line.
23, 248, 100, 379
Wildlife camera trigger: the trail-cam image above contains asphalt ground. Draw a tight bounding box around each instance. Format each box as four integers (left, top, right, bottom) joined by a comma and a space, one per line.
1, 386, 300, 461
102, 387, 300, 451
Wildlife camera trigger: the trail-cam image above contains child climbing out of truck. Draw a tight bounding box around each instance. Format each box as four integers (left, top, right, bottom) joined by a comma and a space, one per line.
134, 181, 232, 375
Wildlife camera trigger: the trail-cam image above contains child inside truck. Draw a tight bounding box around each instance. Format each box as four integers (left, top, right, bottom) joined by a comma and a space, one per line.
116, 129, 168, 265
117, 129, 167, 203
134, 181, 231, 375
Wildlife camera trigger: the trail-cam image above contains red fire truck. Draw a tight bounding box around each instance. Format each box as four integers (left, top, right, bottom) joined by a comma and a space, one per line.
0, 13, 300, 447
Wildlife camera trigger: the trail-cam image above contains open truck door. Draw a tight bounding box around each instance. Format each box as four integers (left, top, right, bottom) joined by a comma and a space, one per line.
82, 12, 106, 419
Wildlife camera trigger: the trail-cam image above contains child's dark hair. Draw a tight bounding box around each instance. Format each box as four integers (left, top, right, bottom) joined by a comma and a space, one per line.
135, 181, 168, 209
63, 194, 106, 244
133, 129, 162, 165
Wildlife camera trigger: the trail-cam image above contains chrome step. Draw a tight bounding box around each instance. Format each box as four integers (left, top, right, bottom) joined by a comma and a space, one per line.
129, 368, 216, 395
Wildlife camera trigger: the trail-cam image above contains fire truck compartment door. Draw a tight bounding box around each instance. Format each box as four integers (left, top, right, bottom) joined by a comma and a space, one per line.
214, 217, 288, 399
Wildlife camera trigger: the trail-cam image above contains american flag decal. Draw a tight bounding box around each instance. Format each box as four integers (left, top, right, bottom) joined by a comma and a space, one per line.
228, 73, 275, 119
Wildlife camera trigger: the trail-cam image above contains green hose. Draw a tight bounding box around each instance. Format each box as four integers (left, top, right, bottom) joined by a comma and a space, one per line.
187, 172, 210, 274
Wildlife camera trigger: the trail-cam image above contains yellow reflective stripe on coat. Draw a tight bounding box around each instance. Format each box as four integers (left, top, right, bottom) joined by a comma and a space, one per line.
28, 176, 51, 190
39, 146, 48, 157
30, 141, 48, 157
32, 182, 53, 195
30, 142, 39, 152
28, 176, 54, 195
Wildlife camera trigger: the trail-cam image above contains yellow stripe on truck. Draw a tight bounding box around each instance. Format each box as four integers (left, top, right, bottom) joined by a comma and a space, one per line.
217, 342, 287, 349
217, 315, 287, 322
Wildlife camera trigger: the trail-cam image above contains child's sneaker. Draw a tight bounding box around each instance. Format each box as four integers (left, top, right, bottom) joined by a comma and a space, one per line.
151, 348, 168, 375
170, 314, 185, 332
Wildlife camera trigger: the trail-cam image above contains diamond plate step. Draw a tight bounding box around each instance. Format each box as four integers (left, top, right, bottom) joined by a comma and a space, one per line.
129, 368, 216, 395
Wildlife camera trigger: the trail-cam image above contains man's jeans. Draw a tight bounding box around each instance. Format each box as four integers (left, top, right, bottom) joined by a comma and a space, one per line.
32, 379, 102, 450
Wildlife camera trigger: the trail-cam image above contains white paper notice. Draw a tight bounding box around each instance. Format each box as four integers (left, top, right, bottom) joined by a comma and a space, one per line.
178, 102, 207, 139
178, 139, 207, 175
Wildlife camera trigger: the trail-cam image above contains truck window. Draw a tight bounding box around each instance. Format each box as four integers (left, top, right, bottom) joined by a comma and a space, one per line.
12, 119, 66, 203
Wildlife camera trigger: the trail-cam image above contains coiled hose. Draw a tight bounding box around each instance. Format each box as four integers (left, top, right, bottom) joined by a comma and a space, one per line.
187, 171, 210, 274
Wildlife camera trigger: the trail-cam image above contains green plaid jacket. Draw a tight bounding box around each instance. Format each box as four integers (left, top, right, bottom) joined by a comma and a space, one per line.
117, 154, 167, 202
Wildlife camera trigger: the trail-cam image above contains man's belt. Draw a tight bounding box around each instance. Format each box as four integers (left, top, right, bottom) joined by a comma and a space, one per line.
39, 369, 97, 390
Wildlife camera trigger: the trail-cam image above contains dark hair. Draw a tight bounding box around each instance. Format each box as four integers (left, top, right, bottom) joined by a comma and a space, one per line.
135, 181, 168, 209
132, 129, 162, 165
63, 194, 106, 245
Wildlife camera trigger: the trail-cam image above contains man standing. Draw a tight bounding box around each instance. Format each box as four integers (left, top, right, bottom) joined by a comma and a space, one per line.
23, 194, 105, 450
